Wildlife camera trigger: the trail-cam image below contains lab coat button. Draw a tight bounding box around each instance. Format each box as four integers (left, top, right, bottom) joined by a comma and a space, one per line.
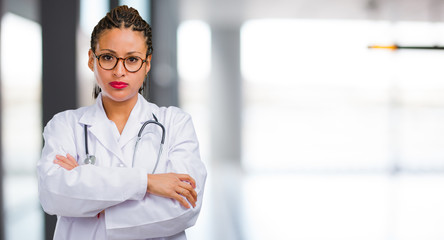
118, 163, 125, 167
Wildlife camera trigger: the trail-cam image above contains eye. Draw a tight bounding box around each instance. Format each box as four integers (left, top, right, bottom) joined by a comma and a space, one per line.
126, 56, 141, 64
100, 54, 115, 62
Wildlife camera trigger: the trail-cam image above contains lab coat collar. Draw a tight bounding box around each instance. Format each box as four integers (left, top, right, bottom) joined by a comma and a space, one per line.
118, 94, 155, 149
78, 93, 155, 165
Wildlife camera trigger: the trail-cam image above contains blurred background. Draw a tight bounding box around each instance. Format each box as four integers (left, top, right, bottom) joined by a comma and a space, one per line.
3, 0, 444, 239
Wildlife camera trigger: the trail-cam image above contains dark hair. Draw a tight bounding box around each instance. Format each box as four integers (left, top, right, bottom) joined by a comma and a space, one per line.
91, 5, 153, 98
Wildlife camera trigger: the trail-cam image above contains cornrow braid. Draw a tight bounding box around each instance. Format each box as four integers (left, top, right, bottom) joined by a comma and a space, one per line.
90, 5, 153, 99
90, 5, 153, 56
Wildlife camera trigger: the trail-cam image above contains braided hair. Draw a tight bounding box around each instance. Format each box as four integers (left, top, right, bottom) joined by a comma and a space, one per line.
90, 5, 153, 98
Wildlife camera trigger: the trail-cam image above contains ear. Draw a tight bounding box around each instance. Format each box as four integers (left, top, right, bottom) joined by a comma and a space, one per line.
145, 55, 152, 75
88, 49, 95, 71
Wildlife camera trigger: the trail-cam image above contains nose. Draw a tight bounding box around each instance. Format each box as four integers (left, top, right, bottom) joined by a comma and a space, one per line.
112, 58, 126, 77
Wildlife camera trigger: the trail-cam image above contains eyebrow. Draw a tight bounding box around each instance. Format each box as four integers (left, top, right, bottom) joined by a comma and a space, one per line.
98, 49, 144, 56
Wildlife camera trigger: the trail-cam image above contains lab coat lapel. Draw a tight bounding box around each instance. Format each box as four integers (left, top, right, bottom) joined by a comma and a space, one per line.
118, 94, 153, 149
79, 96, 125, 162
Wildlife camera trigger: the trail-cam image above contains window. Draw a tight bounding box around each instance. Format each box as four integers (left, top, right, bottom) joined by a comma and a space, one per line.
241, 19, 444, 173
2, 12, 43, 240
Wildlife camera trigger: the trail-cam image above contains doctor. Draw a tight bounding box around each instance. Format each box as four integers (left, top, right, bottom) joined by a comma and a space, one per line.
37, 5, 206, 240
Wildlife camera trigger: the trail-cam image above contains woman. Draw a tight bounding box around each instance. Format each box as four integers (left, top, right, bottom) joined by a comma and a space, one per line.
37, 5, 207, 240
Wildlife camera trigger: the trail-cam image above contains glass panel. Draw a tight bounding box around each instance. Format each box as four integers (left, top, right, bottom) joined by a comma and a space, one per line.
78, 0, 108, 107
241, 19, 444, 172
1, 12, 43, 240
177, 20, 211, 163
176, 20, 212, 240
240, 19, 444, 240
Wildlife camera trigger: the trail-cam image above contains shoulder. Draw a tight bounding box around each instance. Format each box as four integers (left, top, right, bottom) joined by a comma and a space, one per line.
44, 106, 90, 131
135, 94, 189, 121
151, 104, 192, 125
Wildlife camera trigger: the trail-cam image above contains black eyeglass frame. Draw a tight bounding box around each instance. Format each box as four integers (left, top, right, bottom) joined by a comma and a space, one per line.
92, 52, 148, 73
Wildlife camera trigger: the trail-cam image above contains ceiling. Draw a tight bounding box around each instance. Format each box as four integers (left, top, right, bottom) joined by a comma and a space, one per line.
179, 0, 444, 26
5, 0, 444, 28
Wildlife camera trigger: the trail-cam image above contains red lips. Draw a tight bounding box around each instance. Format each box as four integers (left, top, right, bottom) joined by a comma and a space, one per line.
109, 81, 128, 89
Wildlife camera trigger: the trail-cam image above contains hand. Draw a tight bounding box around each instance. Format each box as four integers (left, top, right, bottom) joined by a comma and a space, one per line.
147, 173, 197, 209
53, 153, 79, 170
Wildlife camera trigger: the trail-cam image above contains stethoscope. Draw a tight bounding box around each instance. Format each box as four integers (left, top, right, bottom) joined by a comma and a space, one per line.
84, 113, 165, 174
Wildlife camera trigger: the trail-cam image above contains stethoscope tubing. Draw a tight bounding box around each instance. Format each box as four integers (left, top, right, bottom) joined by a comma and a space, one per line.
133, 115, 165, 173
138, 120, 165, 144
84, 124, 96, 165
84, 113, 165, 173
84, 124, 89, 155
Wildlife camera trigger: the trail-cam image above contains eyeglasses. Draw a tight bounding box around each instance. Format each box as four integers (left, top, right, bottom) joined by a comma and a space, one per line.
93, 52, 148, 73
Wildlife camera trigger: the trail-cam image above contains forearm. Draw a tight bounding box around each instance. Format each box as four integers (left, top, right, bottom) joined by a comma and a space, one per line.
38, 163, 147, 217
105, 183, 205, 238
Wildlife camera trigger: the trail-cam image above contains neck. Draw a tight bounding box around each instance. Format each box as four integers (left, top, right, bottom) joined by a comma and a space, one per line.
101, 95, 138, 134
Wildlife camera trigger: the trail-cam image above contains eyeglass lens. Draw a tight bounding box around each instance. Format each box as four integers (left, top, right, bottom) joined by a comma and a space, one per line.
98, 54, 144, 72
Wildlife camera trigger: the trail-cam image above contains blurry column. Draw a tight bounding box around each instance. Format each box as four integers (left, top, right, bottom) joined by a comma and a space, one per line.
149, 0, 179, 107
42, 0, 78, 123
210, 24, 244, 240
0, 1, 4, 239
110, 0, 119, 9
210, 24, 242, 164
41, 0, 79, 238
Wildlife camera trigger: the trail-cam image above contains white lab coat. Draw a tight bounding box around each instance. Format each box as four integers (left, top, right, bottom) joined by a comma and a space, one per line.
37, 93, 207, 240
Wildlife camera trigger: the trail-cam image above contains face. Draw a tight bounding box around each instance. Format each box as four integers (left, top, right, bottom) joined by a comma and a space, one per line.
88, 27, 151, 104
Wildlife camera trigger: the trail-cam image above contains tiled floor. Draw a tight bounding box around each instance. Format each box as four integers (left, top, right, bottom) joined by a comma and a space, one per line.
188, 166, 444, 240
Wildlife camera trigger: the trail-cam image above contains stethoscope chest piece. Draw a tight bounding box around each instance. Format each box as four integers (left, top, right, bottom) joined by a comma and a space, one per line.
84, 154, 96, 165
